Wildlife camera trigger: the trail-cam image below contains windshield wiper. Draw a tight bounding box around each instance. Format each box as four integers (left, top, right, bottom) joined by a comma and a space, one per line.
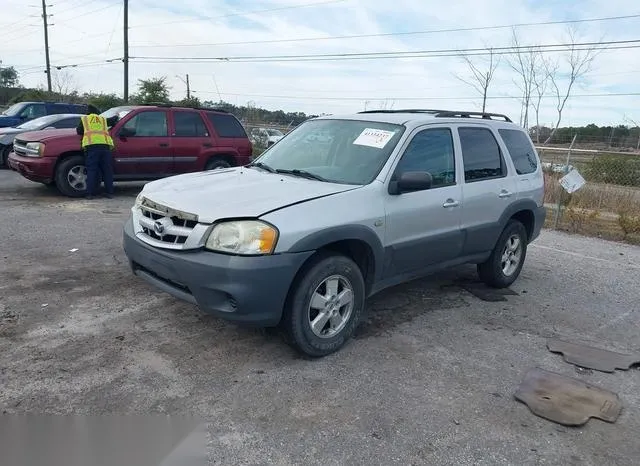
246, 161, 277, 173
276, 169, 327, 182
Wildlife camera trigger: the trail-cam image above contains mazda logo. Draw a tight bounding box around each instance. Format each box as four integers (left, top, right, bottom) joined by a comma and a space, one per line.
153, 221, 165, 235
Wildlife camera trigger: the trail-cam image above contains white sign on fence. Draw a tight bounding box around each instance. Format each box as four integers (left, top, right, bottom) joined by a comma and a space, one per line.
559, 168, 586, 194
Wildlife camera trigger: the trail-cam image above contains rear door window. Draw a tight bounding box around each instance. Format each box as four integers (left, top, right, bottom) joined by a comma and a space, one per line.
52, 117, 81, 129
174, 111, 209, 137
458, 127, 506, 182
498, 129, 538, 175
205, 113, 247, 138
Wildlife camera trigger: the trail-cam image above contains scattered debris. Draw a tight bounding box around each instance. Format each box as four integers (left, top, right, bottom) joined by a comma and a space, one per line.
69, 248, 79, 253
115, 335, 125, 341
515, 368, 622, 426
450, 279, 519, 302
41, 303, 48, 308
547, 338, 640, 373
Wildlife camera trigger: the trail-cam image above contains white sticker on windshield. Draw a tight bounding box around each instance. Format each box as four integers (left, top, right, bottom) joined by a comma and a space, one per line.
353, 128, 395, 149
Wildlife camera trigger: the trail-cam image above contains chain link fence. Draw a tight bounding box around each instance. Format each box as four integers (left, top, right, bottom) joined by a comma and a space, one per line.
537, 138, 640, 244
240, 120, 294, 157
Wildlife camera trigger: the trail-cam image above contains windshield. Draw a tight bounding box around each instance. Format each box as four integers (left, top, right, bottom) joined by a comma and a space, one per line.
267, 129, 283, 136
2, 103, 25, 117
253, 119, 405, 185
16, 114, 61, 130
101, 106, 134, 120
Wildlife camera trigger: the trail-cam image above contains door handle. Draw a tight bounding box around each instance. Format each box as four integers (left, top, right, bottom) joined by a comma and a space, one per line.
159, 143, 169, 147
442, 199, 460, 208
498, 189, 513, 198
202, 143, 213, 148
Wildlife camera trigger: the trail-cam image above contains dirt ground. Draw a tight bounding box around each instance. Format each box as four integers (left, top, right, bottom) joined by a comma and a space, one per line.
1, 171, 639, 465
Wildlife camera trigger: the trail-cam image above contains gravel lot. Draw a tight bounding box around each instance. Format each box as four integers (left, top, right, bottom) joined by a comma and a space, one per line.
1, 170, 639, 465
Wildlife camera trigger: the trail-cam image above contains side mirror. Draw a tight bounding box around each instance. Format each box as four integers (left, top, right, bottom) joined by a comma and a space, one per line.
44, 126, 55, 130
389, 171, 433, 195
119, 127, 135, 138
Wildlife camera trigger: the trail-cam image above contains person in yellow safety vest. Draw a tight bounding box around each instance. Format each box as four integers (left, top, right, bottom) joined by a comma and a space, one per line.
75, 105, 119, 199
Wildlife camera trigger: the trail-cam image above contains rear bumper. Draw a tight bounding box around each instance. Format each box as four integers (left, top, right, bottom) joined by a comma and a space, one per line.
8, 153, 55, 183
123, 217, 313, 326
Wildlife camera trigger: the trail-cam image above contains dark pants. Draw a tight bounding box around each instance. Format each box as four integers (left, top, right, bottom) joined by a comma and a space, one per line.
85, 144, 114, 196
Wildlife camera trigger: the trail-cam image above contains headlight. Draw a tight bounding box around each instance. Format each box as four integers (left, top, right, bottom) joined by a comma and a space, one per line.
205, 220, 278, 255
25, 142, 44, 156
134, 192, 145, 208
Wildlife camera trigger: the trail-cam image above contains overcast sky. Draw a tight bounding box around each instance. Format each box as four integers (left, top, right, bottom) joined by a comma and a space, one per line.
1, 0, 639, 126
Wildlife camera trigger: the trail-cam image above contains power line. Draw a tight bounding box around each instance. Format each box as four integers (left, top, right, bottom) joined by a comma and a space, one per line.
128, 13, 640, 49
128, 0, 347, 29
194, 91, 640, 102
52, 2, 120, 23
130, 39, 640, 63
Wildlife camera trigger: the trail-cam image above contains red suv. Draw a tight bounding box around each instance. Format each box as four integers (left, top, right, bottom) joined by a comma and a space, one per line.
8, 104, 253, 197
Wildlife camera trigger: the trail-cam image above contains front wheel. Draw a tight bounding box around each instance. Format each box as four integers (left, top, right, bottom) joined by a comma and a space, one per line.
282, 253, 365, 357
477, 219, 528, 288
204, 158, 231, 170
55, 155, 87, 198
1, 145, 12, 169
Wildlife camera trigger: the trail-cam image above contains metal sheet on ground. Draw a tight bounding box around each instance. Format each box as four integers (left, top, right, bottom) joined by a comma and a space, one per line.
547, 338, 640, 373
454, 280, 519, 302
515, 368, 623, 426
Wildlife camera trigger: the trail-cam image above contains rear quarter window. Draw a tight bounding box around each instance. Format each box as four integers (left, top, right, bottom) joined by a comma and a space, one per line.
205, 112, 247, 138
498, 129, 538, 175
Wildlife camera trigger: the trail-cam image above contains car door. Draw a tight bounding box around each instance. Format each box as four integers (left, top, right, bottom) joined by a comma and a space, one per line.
457, 125, 518, 256
383, 125, 464, 278
497, 128, 544, 203
170, 110, 210, 173
113, 110, 172, 177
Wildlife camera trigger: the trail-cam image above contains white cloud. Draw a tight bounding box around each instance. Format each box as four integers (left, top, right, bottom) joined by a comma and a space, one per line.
2, 0, 639, 125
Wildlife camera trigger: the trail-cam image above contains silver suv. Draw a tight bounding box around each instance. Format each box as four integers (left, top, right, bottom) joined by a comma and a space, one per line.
123, 109, 546, 357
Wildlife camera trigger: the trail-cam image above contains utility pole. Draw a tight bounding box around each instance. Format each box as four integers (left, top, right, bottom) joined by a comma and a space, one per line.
41, 0, 52, 92
176, 74, 191, 99
123, 0, 129, 101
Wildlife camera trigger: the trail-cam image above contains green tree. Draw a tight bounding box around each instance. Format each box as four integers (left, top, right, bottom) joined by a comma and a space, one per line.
175, 96, 201, 108
0, 65, 19, 87
132, 77, 171, 104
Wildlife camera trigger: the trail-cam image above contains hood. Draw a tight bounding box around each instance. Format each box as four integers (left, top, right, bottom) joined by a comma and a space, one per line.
0, 115, 20, 128
15, 128, 76, 142
0, 126, 21, 136
141, 166, 359, 223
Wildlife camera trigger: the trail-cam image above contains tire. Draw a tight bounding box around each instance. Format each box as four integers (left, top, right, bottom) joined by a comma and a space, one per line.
55, 155, 88, 198
281, 253, 365, 357
1, 145, 12, 169
204, 158, 231, 170
477, 219, 528, 289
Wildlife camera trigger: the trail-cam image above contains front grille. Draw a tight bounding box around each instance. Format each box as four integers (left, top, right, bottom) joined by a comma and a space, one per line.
13, 139, 28, 156
137, 202, 198, 246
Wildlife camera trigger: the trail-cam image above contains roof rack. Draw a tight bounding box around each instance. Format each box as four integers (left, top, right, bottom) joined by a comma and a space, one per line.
358, 108, 512, 122
138, 102, 228, 113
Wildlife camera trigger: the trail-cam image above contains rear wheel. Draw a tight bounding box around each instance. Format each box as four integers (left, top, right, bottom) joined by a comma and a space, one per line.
55, 155, 87, 198
204, 158, 231, 170
477, 219, 528, 288
281, 253, 365, 357
1, 145, 12, 169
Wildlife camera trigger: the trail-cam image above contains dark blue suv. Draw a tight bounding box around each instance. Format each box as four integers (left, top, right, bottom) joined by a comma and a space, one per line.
0, 101, 88, 128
